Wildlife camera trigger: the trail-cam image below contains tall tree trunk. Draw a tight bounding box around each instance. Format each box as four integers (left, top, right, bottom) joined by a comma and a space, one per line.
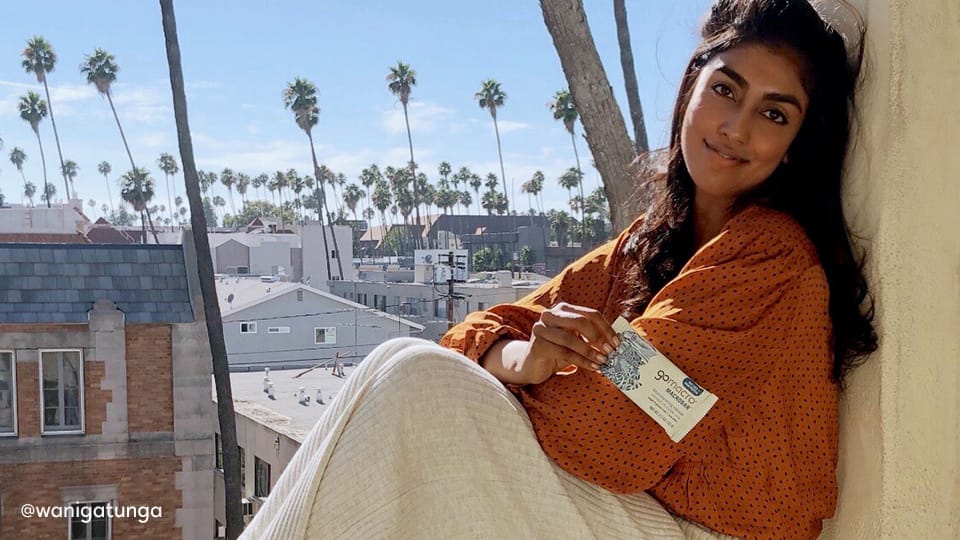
158, 3, 244, 538
103, 174, 114, 212
139, 210, 147, 244
402, 103, 422, 249
107, 91, 138, 172
165, 173, 174, 229
307, 132, 343, 281
492, 115, 510, 214
35, 131, 51, 208
19, 170, 28, 206
540, 0, 640, 232
613, 0, 649, 154
571, 129, 586, 229
143, 203, 161, 243
41, 79, 70, 199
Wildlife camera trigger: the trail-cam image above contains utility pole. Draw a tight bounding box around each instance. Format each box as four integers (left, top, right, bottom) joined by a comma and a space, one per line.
440, 250, 467, 329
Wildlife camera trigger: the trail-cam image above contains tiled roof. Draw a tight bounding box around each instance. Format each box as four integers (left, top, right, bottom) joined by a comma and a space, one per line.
0, 243, 195, 324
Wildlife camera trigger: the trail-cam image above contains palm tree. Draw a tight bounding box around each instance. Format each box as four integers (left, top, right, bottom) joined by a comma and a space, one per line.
81, 48, 138, 173
157, 152, 180, 226
372, 180, 393, 252
220, 167, 237, 216
18, 91, 51, 208
613, 0, 649, 154
386, 61, 423, 248
212, 195, 226, 223
41, 182, 56, 207
9, 147, 28, 205
558, 167, 583, 217
529, 170, 545, 214
282, 77, 342, 279
24, 181, 37, 207
157, 4, 243, 535
550, 89, 586, 225
120, 167, 160, 243
475, 79, 510, 213
22, 36, 69, 198
252, 173, 267, 202
468, 173, 482, 215
236, 173, 250, 210
359, 164, 381, 224
343, 184, 364, 222
61, 159, 79, 199
97, 161, 114, 212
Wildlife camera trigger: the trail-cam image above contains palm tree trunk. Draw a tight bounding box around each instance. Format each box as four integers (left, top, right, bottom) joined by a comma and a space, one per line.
143, 204, 160, 243
165, 173, 174, 230
139, 210, 147, 244
402, 103, 422, 249
540, 0, 640, 232
35, 131, 51, 208
158, 3, 243, 538
492, 115, 510, 214
613, 0, 649, 154
41, 79, 70, 199
106, 91, 138, 172
19, 170, 28, 206
571, 131, 586, 230
307, 132, 341, 281
103, 174, 114, 212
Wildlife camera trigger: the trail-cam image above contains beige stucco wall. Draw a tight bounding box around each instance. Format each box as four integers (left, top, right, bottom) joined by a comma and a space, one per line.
821, 0, 960, 538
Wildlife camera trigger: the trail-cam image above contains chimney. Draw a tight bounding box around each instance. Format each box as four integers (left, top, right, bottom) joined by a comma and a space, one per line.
298, 387, 306, 405
316, 388, 325, 405
263, 369, 271, 392
267, 382, 274, 399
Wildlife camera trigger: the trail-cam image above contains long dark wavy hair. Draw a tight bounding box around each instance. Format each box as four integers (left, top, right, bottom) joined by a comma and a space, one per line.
621, 0, 877, 385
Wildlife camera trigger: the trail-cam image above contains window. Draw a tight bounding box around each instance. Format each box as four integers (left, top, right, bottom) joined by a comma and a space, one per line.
215, 433, 223, 470
69, 502, 110, 540
296, 290, 304, 302
240, 322, 257, 334
435, 299, 448, 319
330, 250, 338, 259
478, 302, 486, 311
0, 351, 16, 435
40, 350, 84, 434
358, 293, 368, 306
314, 327, 337, 345
254, 457, 271, 498
266, 327, 290, 334
237, 266, 249, 275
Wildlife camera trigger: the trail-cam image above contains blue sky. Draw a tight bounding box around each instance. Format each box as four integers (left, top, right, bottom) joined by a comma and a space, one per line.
0, 0, 711, 221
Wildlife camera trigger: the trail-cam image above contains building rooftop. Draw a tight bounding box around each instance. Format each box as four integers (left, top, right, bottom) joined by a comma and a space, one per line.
225, 366, 355, 442
0, 243, 194, 324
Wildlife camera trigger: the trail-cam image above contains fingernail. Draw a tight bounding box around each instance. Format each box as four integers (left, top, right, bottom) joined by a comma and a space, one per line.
612, 336, 621, 348
594, 353, 607, 364
591, 363, 601, 371
601, 343, 614, 354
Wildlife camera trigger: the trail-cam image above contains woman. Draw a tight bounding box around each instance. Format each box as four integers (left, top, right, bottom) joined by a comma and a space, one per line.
242, 1, 877, 539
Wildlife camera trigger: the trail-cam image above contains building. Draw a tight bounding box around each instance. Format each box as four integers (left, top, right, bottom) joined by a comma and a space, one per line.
218, 277, 423, 371
207, 222, 354, 286
213, 365, 353, 533
0, 241, 214, 539
327, 270, 544, 341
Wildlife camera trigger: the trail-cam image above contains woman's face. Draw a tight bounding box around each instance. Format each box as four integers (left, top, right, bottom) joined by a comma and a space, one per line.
680, 43, 810, 210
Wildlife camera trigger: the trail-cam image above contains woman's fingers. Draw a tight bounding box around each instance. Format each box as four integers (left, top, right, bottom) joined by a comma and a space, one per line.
531, 323, 606, 371
541, 304, 619, 352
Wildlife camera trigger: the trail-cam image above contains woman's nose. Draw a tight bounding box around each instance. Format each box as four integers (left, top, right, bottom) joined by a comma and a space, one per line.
719, 108, 750, 146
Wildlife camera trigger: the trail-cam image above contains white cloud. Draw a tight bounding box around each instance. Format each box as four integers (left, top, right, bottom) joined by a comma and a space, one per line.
381, 100, 454, 136
110, 85, 172, 123
134, 131, 169, 149
495, 120, 530, 134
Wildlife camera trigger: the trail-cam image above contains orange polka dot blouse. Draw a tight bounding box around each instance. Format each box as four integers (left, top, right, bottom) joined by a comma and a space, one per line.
440, 205, 838, 540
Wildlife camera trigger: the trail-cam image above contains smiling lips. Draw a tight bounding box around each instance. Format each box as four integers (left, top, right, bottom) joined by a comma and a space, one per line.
704, 140, 748, 165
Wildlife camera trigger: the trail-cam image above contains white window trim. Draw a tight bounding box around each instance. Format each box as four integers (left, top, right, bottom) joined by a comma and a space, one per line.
313, 327, 337, 345
66, 499, 113, 540
0, 350, 17, 437
40, 349, 85, 436
266, 327, 290, 334
240, 322, 258, 335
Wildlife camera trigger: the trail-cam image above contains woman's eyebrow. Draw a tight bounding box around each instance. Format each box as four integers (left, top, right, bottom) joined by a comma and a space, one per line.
717, 64, 804, 113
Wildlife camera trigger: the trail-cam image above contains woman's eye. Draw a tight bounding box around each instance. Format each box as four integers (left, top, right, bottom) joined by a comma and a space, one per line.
763, 109, 788, 124
711, 82, 734, 98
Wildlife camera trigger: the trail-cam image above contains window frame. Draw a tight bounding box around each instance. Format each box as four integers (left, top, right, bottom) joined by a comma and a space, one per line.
67, 500, 112, 540
313, 327, 337, 345
0, 350, 17, 437
254, 456, 271, 498
39, 349, 85, 436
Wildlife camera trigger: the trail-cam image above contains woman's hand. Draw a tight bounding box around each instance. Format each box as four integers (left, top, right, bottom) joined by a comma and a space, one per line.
481, 302, 621, 385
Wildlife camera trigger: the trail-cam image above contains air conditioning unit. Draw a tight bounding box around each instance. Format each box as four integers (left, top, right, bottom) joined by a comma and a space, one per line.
242, 498, 254, 516
260, 275, 279, 283
217, 524, 226, 538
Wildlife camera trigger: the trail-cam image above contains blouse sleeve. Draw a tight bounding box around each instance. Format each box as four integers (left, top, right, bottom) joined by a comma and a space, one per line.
439, 217, 643, 362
